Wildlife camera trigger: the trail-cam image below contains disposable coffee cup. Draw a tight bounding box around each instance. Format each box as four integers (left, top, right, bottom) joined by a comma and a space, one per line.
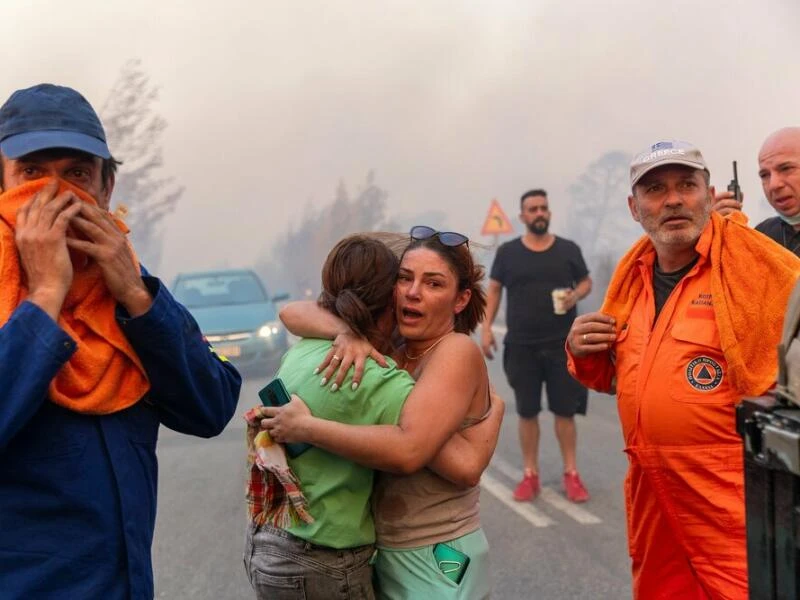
551, 288, 571, 315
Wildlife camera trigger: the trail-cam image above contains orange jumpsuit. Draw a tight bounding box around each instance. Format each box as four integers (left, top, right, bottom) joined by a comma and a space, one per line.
568, 241, 748, 599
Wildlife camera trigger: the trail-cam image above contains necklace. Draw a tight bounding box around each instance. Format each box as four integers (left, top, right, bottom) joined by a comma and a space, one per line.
404, 331, 454, 361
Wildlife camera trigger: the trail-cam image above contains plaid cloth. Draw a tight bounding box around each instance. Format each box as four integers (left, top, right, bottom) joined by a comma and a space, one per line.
245, 406, 314, 528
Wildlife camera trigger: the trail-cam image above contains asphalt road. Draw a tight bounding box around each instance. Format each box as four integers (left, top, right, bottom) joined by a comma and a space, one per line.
152, 359, 632, 599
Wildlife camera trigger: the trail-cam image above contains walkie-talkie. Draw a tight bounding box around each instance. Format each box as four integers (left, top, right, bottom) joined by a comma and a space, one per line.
728, 160, 742, 204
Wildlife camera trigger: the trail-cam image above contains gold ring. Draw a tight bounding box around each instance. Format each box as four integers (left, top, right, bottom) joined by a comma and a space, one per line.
582, 334, 588, 343
332, 355, 341, 362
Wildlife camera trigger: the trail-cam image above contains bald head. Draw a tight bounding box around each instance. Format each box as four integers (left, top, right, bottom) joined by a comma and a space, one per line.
760, 127, 800, 158
759, 127, 800, 218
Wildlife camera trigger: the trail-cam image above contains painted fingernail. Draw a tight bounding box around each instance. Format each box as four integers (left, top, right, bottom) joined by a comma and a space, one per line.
351, 382, 359, 391
331, 383, 339, 392
320, 377, 328, 386
313, 367, 320, 375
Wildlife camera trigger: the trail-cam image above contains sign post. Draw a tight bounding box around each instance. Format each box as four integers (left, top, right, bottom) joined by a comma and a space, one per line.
481, 198, 514, 247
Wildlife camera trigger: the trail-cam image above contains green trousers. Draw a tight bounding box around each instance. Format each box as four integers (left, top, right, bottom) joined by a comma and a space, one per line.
375, 528, 491, 599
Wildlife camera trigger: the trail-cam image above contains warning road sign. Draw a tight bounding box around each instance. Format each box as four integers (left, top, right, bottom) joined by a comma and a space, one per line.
481, 199, 514, 235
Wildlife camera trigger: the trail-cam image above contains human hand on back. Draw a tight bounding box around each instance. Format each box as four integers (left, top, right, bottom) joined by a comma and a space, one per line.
316, 331, 388, 392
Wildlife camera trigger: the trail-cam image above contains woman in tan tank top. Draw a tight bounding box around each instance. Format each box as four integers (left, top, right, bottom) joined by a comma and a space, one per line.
263, 228, 501, 599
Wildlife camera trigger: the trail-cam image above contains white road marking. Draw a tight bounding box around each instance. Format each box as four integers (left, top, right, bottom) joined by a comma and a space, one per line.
539, 487, 602, 524
480, 473, 555, 527
489, 457, 603, 525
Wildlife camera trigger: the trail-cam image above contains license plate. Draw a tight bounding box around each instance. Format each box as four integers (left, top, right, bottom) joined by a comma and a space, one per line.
216, 344, 241, 358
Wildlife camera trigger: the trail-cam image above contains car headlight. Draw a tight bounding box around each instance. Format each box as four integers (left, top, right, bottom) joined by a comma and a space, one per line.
258, 321, 282, 338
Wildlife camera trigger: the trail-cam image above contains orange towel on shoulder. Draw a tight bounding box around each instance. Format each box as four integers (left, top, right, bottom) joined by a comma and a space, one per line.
602, 211, 800, 397
0, 179, 150, 414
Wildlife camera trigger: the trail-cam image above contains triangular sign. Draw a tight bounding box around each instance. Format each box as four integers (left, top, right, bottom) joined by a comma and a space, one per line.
481, 199, 514, 235
696, 365, 714, 382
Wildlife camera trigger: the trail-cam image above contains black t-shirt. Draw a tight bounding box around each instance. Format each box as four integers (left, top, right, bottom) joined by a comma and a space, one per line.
755, 216, 800, 257
490, 236, 589, 345
653, 257, 698, 321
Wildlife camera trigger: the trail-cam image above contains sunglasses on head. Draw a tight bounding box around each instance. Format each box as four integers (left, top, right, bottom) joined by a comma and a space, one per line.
409, 225, 469, 248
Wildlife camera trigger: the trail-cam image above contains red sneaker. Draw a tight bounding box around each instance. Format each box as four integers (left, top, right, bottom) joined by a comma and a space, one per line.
563, 471, 589, 503
513, 472, 541, 501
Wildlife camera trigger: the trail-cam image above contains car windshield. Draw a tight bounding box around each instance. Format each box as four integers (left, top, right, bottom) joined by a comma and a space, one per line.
173, 273, 268, 308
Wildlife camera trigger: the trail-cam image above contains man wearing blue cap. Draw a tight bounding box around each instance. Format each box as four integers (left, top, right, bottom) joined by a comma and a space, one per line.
0, 84, 242, 599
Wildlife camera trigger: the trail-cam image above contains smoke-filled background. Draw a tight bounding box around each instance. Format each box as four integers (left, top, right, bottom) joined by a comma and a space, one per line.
2, 0, 798, 304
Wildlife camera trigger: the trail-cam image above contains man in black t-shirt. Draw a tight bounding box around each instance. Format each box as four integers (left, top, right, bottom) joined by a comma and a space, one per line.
481, 189, 592, 503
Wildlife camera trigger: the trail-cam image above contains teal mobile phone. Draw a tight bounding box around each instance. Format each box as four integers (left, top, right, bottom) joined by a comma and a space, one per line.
432, 542, 470, 584
257, 378, 312, 458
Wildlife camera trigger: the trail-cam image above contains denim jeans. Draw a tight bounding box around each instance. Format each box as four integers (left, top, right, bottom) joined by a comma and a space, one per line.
244, 522, 376, 600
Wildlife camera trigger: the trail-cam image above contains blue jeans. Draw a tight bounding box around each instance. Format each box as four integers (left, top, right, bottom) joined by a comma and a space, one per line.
244, 522, 376, 599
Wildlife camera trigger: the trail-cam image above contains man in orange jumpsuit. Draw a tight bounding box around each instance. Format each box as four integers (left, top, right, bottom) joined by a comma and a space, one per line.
566, 140, 800, 599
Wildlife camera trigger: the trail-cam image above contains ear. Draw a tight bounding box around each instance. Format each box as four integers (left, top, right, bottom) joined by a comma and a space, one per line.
627, 194, 641, 223
518, 210, 525, 224
98, 170, 115, 211
707, 184, 716, 206
454, 288, 472, 315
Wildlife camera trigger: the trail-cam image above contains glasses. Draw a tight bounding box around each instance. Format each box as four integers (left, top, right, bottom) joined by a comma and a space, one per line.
410, 225, 469, 248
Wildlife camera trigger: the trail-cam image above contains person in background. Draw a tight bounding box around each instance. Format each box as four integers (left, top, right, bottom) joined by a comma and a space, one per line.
712, 127, 800, 258
0, 83, 241, 599
754, 127, 800, 255
481, 189, 592, 503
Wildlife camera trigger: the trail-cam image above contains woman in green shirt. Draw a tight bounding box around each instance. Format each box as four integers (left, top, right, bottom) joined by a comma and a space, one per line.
264, 227, 503, 599
244, 234, 411, 599
245, 233, 501, 600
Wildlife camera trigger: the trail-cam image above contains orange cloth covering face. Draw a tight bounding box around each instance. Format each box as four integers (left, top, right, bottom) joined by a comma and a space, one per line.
602, 211, 800, 397
0, 178, 150, 414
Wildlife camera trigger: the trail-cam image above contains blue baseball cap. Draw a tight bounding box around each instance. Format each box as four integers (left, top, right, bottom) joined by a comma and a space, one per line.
0, 84, 110, 160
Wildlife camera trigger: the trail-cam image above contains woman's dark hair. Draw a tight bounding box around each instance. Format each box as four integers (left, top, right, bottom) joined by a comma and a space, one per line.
402, 236, 486, 334
318, 235, 400, 343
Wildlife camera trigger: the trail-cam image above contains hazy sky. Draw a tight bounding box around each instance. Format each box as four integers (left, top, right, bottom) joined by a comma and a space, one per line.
2, 0, 798, 282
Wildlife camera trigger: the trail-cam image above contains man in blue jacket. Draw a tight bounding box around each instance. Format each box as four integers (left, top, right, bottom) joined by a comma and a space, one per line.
0, 84, 242, 599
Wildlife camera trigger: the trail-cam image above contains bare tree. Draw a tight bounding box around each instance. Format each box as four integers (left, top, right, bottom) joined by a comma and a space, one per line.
566, 151, 637, 255
392, 208, 447, 233
101, 59, 184, 271
564, 151, 641, 310
256, 171, 398, 299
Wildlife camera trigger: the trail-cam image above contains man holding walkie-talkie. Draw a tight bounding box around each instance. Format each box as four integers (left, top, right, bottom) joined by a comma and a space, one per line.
714, 127, 800, 257
567, 139, 800, 599
711, 160, 745, 215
